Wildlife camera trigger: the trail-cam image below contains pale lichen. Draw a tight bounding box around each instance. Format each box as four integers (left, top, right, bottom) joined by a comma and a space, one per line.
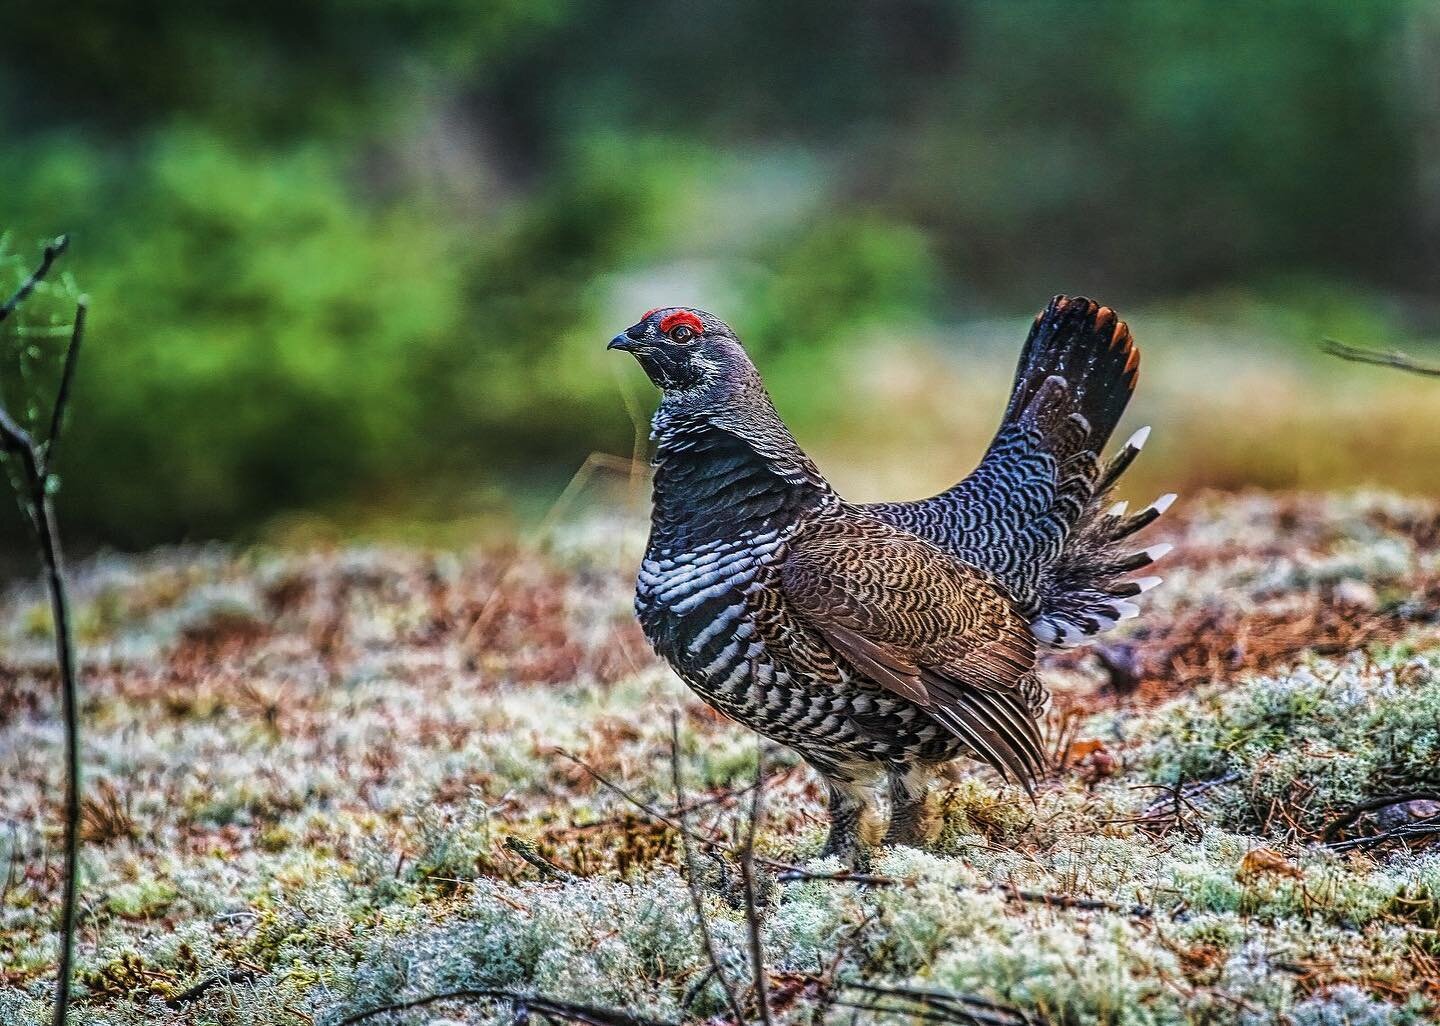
1, 493, 1437, 1024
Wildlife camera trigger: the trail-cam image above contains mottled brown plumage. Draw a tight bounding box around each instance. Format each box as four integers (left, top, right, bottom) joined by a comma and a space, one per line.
779, 517, 1046, 785
609, 297, 1171, 862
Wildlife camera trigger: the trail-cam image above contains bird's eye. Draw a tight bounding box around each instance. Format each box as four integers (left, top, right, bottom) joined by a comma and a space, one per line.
668, 324, 695, 343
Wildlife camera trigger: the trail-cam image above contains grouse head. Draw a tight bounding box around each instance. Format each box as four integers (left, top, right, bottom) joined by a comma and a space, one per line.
609, 306, 820, 480
608, 307, 755, 397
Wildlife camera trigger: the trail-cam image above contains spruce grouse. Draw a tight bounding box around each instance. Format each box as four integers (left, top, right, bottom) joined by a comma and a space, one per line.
609, 297, 1172, 862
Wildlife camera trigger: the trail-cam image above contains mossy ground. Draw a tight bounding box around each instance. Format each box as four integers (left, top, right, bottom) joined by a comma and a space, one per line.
2, 492, 1438, 1025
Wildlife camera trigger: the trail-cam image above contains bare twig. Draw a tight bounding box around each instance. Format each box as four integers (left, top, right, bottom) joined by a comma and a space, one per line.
557, 747, 814, 881
773, 867, 1153, 919
41, 301, 85, 478
773, 867, 902, 886
461, 450, 643, 653
0, 234, 68, 323
996, 883, 1153, 919
163, 967, 261, 1008
558, 746, 779, 856
503, 837, 577, 882
1319, 791, 1440, 843
1324, 818, 1440, 853
668, 715, 745, 1023
336, 988, 676, 1026
569, 776, 764, 834
679, 965, 718, 1014
833, 979, 1035, 1026
807, 911, 878, 1026
741, 741, 774, 1026
0, 235, 84, 1026
556, 748, 702, 843
1321, 338, 1440, 378
831, 997, 966, 1024
1108, 775, 1240, 840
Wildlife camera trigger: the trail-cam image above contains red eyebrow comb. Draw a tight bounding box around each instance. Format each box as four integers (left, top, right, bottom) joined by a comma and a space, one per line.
659, 310, 704, 335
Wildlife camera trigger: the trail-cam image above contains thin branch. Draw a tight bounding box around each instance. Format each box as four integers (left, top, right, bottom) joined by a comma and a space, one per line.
503, 837, 577, 882
773, 867, 900, 887
556, 748, 700, 843
679, 965, 717, 1014
1321, 338, 1440, 378
0, 236, 84, 1026
164, 968, 261, 1008
740, 741, 773, 1026
461, 451, 642, 653
0, 409, 43, 538
556, 747, 807, 877
830, 997, 971, 1025
1324, 819, 1440, 853
996, 882, 1153, 919
41, 299, 86, 478
1318, 791, 1440, 843
807, 911, 878, 1026
773, 866, 1153, 919
833, 979, 1034, 1026
830, 998, 1024, 1026
0, 234, 69, 324
569, 776, 763, 834
336, 988, 676, 1026
668, 715, 745, 1024
0, 403, 36, 455
40, 479, 81, 1026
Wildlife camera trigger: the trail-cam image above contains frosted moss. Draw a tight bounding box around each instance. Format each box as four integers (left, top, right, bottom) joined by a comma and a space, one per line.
2, 493, 1437, 1024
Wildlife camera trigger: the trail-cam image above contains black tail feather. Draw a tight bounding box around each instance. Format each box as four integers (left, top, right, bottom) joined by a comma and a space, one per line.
1006, 295, 1140, 457
1096, 426, 1147, 494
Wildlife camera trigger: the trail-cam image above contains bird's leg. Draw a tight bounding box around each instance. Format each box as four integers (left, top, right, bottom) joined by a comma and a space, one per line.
883, 765, 931, 848
819, 776, 871, 868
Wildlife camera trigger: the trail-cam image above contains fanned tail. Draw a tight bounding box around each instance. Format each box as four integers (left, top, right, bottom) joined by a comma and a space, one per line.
864, 294, 1176, 647
1031, 441, 1177, 646
1015, 298, 1175, 646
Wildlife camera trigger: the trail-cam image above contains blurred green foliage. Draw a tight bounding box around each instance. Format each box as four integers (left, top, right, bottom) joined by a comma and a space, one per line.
1, 0, 1436, 547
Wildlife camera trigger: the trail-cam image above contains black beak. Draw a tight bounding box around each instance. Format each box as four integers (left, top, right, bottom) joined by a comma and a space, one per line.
608, 322, 649, 352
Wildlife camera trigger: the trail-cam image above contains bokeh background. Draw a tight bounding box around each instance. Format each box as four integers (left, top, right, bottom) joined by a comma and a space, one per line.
2, 0, 1438, 558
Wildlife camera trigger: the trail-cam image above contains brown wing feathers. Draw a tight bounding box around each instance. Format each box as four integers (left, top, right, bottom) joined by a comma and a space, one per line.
780, 518, 1048, 791
921, 673, 1046, 788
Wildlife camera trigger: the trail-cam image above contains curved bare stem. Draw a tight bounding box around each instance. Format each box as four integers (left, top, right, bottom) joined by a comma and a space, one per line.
0, 235, 84, 1026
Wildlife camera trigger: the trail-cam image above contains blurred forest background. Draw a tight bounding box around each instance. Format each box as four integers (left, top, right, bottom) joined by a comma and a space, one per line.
2, 0, 1439, 556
